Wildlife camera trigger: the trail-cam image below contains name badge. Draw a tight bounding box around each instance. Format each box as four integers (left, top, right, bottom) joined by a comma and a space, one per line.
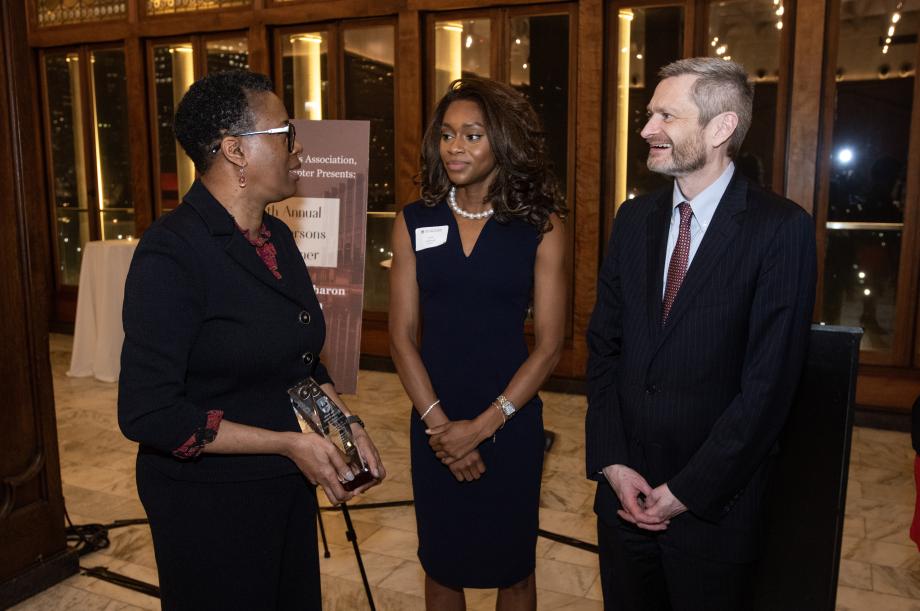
415, 225, 449, 252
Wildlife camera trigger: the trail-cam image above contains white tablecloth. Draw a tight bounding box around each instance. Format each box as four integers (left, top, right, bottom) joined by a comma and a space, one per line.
67, 239, 138, 382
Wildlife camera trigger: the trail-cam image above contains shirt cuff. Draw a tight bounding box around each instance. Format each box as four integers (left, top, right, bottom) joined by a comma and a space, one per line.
172, 410, 223, 459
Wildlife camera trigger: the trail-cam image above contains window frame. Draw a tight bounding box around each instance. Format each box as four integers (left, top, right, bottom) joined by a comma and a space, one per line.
145, 31, 250, 218
273, 17, 399, 322
813, 0, 920, 367
39, 42, 132, 291
273, 22, 340, 120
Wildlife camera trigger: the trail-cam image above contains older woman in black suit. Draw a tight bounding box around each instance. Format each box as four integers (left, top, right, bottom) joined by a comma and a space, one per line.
118, 70, 385, 610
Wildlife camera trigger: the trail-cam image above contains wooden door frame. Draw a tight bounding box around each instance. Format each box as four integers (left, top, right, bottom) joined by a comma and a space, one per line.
0, 1, 77, 604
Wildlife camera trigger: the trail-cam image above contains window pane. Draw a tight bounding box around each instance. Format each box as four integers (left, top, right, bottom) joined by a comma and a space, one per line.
433, 18, 491, 102
509, 14, 569, 196
205, 38, 249, 73
280, 32, 330, 120
343, 26, 395, 212
102, 209, 136, 241
152, 42, 196, 213
37, 0, 126, 27
614, 7, 684, 205
364, 216, 393, 313
821, 1, 917, 353
57, 210, 91, 286
45, 52, 91, 287
146, 0, 247, 16
707, 0, 784, 188
45, 52, 90, 213
822, 229, 901, 351
90, 49, 134, 240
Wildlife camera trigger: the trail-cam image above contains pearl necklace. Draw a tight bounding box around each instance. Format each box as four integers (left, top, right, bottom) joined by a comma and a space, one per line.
448, 186, 494, 221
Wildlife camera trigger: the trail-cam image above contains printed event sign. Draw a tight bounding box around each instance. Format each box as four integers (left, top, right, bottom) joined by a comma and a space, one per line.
267, 120, 369, 394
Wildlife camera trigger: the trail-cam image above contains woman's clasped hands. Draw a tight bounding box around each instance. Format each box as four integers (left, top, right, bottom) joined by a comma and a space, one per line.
427, 416, 496, 482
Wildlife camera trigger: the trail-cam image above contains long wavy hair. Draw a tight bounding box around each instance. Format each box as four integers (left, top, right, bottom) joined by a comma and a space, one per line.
419, 78, 566, 235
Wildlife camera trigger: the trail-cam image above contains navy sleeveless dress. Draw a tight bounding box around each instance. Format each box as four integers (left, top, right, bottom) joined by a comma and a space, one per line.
403, 199, 545, 589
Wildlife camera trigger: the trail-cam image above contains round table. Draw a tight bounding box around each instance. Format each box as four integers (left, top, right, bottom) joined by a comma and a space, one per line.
67, 239, 138, 382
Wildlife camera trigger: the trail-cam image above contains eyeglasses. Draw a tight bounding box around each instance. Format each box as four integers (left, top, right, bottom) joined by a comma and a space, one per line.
230, 123, 297, 153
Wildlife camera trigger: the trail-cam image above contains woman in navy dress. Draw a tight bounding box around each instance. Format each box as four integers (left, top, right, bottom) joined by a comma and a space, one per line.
389, 78, 567, 610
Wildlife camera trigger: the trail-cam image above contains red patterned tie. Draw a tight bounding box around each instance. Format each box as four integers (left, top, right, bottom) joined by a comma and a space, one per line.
662, 202, 692, 324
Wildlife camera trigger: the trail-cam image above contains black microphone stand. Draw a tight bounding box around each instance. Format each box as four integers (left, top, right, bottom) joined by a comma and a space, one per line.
316, 495, 415, 611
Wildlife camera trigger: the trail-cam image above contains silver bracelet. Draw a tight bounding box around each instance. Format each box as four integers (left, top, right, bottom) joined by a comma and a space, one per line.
493, 401, 506, 429
420, 399, 440, 421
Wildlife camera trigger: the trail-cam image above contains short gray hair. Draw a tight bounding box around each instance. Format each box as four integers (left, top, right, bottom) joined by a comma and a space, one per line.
658, 57, 753, 158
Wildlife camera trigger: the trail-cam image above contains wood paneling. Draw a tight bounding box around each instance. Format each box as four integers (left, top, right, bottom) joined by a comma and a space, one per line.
784, 0, 826, 216
0, 0, 76, 605
248, 22, 270, 74
856, 368, 920, 413
395, 10, 423, 209
126, 37, 153, 235
562, 0, 603, 378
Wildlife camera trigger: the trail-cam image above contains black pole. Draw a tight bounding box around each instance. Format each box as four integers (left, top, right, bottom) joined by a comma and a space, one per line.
340, 503, 376, 611
315, 490, 331, 558
536, 529, 599, 553
320, 499, 414, 512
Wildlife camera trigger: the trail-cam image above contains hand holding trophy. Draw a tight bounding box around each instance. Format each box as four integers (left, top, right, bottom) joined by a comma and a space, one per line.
288, 378, 376, 491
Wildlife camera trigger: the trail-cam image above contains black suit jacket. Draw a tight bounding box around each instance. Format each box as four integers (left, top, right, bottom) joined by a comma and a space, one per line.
119, 180, 332, 482
585, 171, 816, 562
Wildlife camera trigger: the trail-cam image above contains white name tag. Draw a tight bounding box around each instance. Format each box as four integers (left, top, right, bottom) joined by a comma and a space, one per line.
415, 225, 449, 251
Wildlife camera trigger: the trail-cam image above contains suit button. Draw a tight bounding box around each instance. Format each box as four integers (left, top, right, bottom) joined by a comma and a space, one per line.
302, 352, 314, 365
299, 311, 311, 325
645, 385, 657, 395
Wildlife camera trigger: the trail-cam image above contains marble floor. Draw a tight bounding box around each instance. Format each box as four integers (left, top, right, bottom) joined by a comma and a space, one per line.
10, 334, 920, 610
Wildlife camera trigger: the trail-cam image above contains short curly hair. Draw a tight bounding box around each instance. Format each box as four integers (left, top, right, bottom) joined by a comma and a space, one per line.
419, 78, 566, 235
174, 70, 274, 174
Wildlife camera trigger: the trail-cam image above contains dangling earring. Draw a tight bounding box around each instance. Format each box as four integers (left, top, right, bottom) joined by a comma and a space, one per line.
239, 167, 247, 188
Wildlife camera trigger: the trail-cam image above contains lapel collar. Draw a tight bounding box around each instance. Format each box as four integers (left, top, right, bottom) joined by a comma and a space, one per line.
269, 217, 319, 306
184, 180, 308, 308
646, 190, 672, 339
184, 180, 235, 237
655, 171, 748, 347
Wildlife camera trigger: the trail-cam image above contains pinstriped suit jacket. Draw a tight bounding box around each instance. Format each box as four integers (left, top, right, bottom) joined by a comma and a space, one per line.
585, 172, 817, 562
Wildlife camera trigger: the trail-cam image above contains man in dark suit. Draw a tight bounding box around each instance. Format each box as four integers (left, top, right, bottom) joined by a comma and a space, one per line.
585, 58, 816, 610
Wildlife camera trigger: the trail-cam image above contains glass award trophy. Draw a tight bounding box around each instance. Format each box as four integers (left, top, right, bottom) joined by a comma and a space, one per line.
288, 377, 374, 491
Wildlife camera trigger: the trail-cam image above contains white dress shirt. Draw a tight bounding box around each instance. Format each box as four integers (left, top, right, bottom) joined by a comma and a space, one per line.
662, 163, 735, 297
